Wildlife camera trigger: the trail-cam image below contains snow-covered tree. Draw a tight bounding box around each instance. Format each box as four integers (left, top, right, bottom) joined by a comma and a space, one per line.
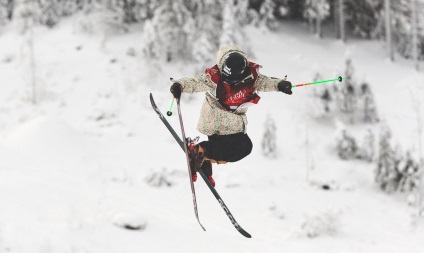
13, 0, 42, 33
219, 0, 249, 50
343, 0, 381, 39
340, 58, 357, 123
341, 81, 356, 123
191, 0, 223, 67
383, 0, 392, 50
409, 80, 424, 215
38, 0, 60, 27
56, 0, 84, 17
359, 82, 379, 123
77, 0, 125, 33
0, 0, 9, 25
397, 151, 420, 192
220, 0, 238, 46
333, 0, 346, 41
259, 0, 277, 30
234, 0, 250, 25
285, 0, 305, 20
336, 128, 357, 160
391, 0, 424, 61
141, 19, 160, 60
192, 33, 216, 69
141, 0, 194, 62
310, 73, 332, 117
375, 123, 397, 192
107, 0, 157, 23
13, 0, 40, 104
80, 0, 127, 48
357, 128, 375, 162
262, 114, 278, 159
411, 0, 419, 70
303, 0, 330, 38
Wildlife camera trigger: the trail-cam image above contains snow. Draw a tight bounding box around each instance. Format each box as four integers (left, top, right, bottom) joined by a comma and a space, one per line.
0, 19, 424, 252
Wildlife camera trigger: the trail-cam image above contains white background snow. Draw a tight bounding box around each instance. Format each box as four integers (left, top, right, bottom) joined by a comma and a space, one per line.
0, 18, 424, 253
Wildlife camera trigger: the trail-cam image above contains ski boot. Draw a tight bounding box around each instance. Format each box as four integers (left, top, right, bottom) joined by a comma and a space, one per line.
201, 160, 215, 187
187, 137, 205, 182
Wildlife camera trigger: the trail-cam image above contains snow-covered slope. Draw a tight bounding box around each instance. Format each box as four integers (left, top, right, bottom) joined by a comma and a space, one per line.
0, 19, 423, 253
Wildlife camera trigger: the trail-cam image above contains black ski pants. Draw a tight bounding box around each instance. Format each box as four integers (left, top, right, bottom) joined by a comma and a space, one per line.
200, 132, 253, 163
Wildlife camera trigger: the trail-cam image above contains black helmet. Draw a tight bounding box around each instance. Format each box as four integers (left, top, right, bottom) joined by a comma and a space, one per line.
222, 53, 247, 84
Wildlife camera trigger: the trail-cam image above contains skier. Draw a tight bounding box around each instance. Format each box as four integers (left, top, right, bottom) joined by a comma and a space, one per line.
170, 45, 292, 186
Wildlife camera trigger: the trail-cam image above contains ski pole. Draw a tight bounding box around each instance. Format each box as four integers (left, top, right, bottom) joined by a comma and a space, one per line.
167, 98, 175, 116
292, 76, 345, 88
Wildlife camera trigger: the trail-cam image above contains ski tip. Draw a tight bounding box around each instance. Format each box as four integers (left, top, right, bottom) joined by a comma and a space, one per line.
197, 218, 206, 231
149, 93, 156, 107
238, 228, 252, 238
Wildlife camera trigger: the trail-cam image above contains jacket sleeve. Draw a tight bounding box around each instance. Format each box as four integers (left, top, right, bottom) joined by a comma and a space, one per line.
174, 73, 216, 94
254, 73, 283, 92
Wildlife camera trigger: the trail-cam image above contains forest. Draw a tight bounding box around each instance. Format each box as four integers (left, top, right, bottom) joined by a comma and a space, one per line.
1, 0, 423, 67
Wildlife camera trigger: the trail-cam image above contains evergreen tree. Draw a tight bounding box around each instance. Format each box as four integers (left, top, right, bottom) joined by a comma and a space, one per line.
384, 0, 394, 60
192, 33, 215, 68
340, 58, 357, 123
333, 0, 346, 41
141, 0, 194, 62
336, 128, 357, 160
391, 0, 424, 60
220, 0, 237, 45
262, 114, 278, 159
303, 0, 330, 38
259, 0, 277, 30
344, 0, 382, 39
234, 0, 250, 25
38, 0, 60, 28
310, 72, 331, 117
321, 87, 331, 113
0, 0, 8, 25
286, 0, 306, 20
92, 0, 128, 47
219, 0, 249, 49
391, 0, 411, 59
411, 0, 419, 69
13, 0, 40, 104
271, 0, 290, 20
191, 0, 223, 66
376, 123, 397, 192
141, 18, 160, 59
114, 0, 156, 23
360, 82, 379, 123
13, 0, 42, 33
397, 151, 420, 192
57, 0, 84, 17
358, 128, 375, 162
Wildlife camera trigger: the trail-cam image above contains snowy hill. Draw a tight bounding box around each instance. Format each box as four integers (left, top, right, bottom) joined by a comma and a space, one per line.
0, 19, 424, 253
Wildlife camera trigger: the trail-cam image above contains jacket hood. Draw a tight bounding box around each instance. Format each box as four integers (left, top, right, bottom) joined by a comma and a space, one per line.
216, 45, 247, 72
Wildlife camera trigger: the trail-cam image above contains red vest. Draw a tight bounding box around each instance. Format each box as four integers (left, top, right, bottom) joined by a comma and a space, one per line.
205, 62, 261, 112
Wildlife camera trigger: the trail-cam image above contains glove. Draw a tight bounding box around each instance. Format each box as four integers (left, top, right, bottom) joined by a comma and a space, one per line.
278, 80, 292, 95
170, 82, 182, 99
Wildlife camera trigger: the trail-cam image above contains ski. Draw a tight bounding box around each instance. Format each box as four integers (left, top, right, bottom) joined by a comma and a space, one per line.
150, 93, 205, 231
150, 93, 251, 238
